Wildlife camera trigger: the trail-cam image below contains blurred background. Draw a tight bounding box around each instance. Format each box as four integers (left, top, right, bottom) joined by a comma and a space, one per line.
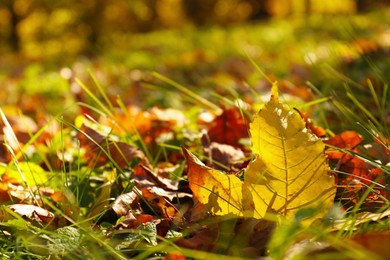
0, 0, 389, 122
1, 0, 388, 59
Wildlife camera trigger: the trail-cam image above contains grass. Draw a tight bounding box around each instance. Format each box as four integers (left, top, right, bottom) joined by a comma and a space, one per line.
1, 7, 390, 260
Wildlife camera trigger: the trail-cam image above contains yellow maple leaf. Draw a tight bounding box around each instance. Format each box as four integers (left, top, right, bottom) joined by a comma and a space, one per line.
246, 84, 336, 217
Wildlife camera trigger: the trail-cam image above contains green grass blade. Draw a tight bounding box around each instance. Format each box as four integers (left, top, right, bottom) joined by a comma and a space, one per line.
346, 92, 381, 128
153, 72, 222, 113
243, 50, 274, 85
88, 69, 115, 112
75, 78, 112, 116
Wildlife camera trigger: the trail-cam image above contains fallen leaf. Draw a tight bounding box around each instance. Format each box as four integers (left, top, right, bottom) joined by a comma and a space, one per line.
2, 161, 49, 187
296, 231, 390, 259
351, 231, 390, 259
141, 187, 182, 220
0, 172, 20, 203
0, 114, 38, 153
325, 131, 387, 211
334, 208, 390, 230
112, 189, 141, 217
10, 185, 54, 204
107, 106, 186, 148
139, 165, 179, 191
77, 124, 149, 169
325, 130, 363, 160
203, 141, 246, 170
246, 84, 336, 217
175, 225, 218, 251
184, 84, 336, 219
182, 147, 245, 217
146, 186, 191, 201
7, 204, 56, 224
205, 106, 250, 148
117, 213, 154, 229
163, 252, 186, 260
294, 108, 327, 137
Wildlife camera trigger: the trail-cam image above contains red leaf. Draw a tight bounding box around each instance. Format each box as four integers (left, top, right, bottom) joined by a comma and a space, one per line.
204, 106, 250, 148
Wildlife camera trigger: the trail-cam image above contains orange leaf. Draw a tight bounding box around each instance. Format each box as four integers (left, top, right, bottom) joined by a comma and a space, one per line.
326, 130, 363, 148
163, 252, 186, 260
326, 131, 387, 210
295, 108, 326, 137
182, 147, 249, 217
351, 231, 390, 259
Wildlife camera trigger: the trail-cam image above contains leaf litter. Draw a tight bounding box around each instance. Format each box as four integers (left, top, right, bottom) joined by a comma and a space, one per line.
0, 80, 389, 259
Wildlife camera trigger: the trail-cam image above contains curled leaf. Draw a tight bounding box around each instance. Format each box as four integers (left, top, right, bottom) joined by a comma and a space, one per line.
6, 204, 56, 224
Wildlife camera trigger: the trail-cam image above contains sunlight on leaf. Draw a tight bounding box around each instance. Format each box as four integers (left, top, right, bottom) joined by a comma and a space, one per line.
246, 84, 336, 217
1, 162, 49, 186
182, 147, 244, 216
184, 84, 336, 219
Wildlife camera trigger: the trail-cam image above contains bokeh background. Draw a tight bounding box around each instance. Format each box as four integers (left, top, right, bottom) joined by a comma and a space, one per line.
1, 0, 389, 123
1, 0, 388, 59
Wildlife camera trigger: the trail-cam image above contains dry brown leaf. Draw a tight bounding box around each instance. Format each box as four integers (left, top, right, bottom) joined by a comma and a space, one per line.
351, 230, 390, 258
77, 124, 149, 169
175, 226, 218, 251
116, 212, 154, 229
139, 165, 179, 191
204, 141, 246, 170
141, 187, 182, 220
112, 189, 141, 217
6, 204, 56, 224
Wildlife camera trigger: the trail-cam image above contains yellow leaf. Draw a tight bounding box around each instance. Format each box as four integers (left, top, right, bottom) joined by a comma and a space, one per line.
246, 84, 336, 217
182, 147, 245, 216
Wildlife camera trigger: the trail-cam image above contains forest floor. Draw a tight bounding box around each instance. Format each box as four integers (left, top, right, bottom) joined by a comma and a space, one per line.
0, 7, 390, 260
